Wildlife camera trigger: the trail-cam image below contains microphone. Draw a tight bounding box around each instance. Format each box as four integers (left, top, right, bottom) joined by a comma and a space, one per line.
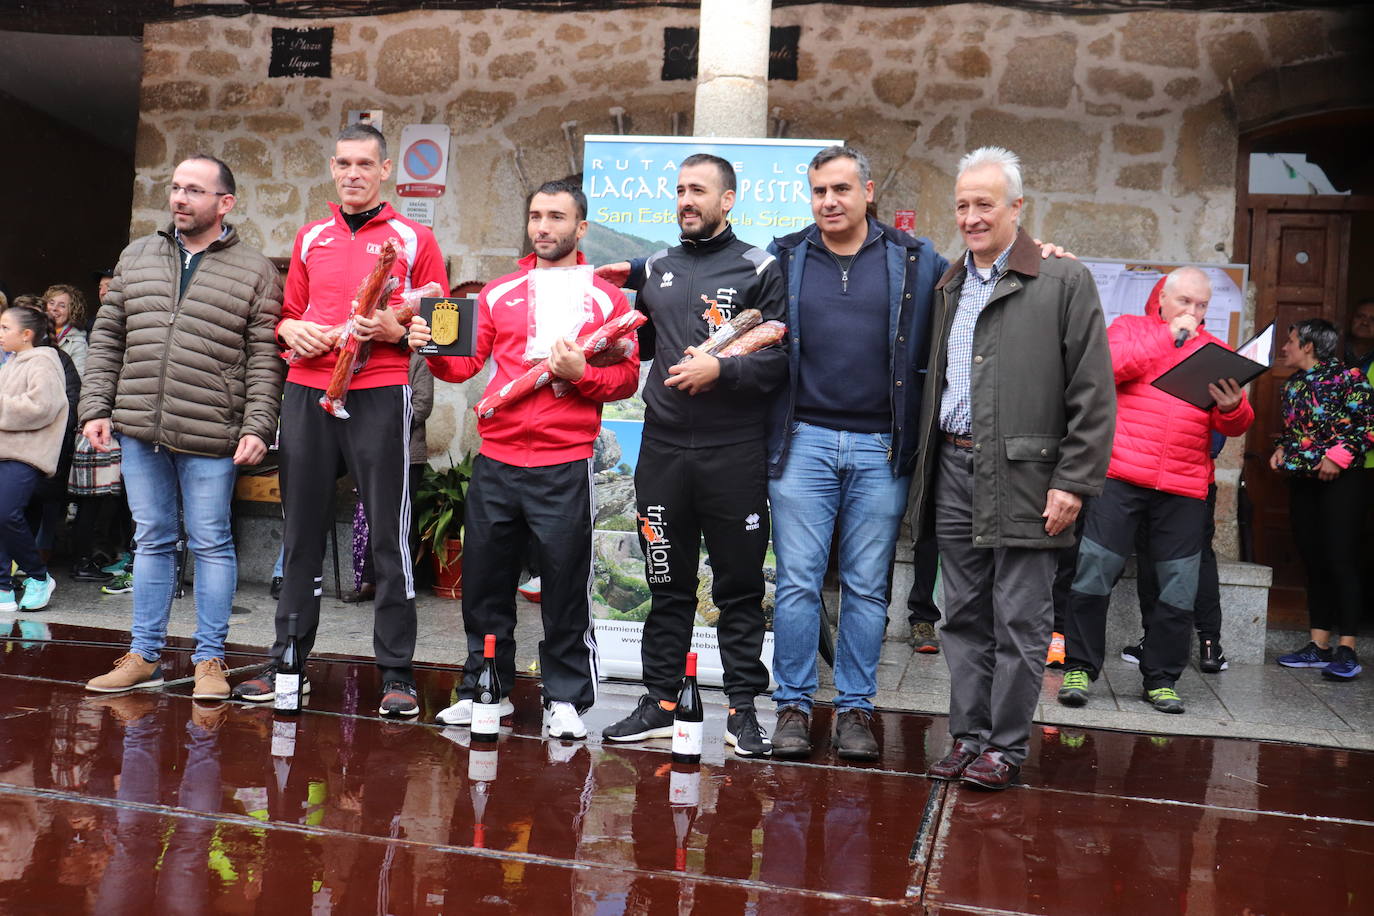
1174, 328, 1190, 348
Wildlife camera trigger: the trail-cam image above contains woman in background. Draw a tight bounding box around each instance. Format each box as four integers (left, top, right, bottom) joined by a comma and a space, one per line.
42, 284, 89, 377
1271, 318, 1374, 680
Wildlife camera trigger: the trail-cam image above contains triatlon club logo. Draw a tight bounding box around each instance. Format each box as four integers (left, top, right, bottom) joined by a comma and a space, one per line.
638, 505, 672, 583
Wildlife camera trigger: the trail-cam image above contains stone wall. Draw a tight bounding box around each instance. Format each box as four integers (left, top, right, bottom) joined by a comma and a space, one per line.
134, 4, 1359, 555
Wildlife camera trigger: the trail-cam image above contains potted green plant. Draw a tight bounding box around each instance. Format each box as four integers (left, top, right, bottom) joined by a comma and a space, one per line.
414, 452, 474, 598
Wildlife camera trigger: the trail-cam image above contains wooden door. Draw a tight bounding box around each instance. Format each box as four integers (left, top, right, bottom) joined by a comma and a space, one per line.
1243, 207, 1351, 625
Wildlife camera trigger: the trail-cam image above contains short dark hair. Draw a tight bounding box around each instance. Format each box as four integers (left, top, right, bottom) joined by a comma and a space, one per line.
680, 153, 736, 193
1292, 318, 1340, 361
337, 122, 387, 160
809, 145, 872, 184
185, 154, 236, 196
529, 178, 588, 222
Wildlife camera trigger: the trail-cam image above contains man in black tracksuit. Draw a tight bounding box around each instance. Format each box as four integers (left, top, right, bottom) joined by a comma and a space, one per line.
598, 154, 787, 757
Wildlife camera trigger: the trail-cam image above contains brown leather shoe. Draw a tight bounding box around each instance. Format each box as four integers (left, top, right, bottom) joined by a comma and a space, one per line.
341, 583, 376, 603
193, 658, 231, 700
961, 748, 1020, 791
771, 706, 813, 759
928, 738, 981, 780
834, 709, 879, 761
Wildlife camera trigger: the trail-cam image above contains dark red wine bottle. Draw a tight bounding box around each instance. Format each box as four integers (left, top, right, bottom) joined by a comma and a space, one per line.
471, 634, 501, 742
671, 652, 703, 763
468, 745, 498, 849
274, 612, 303, 716
669, 761, 700, 871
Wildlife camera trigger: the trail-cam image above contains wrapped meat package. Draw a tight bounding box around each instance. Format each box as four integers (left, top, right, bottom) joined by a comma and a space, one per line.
319, 238, 401, 418
475, 310, 646, 419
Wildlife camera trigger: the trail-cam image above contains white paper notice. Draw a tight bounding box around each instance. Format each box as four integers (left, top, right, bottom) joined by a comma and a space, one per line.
526, 265, 594, 362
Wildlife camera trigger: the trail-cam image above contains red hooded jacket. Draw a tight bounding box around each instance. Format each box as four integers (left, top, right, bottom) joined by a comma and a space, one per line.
423, 253, 639, 468
1106, 277, 1253, 499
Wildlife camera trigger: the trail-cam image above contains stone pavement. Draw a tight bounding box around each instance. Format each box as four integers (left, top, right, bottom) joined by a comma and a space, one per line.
12, 564, 1372, 751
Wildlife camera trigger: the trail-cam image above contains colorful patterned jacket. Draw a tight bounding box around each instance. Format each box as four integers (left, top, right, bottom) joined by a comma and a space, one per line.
1276, 358, 1374, 475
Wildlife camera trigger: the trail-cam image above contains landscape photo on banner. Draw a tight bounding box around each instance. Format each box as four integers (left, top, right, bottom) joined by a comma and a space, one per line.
582, 135, 838, 685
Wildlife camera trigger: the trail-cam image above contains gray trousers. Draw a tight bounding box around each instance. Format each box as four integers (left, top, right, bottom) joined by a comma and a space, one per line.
935, 441, 1056, 766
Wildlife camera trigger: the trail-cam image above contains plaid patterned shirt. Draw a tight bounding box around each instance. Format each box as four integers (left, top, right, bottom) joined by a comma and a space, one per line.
939, 242, 1015, 435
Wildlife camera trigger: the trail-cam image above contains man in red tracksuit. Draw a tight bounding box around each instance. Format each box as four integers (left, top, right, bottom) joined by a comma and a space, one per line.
1058, 267, 1254, 714
410, 178, 639, 740
233, 122, 450, 717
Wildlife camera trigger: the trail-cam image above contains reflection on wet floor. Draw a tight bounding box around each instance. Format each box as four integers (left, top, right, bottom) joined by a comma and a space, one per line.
2, 622, 1372, 913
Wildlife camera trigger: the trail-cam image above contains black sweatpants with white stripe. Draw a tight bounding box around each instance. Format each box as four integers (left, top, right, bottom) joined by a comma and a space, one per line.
274, 382, 417, 683
460, 454, 598, 712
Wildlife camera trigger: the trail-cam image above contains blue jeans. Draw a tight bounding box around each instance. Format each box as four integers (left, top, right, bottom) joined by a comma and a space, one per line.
769, 421, 910, 712
120, 436, 238, 663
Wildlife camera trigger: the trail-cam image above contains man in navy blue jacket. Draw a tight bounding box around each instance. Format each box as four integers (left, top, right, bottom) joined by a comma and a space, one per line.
764, 146, 947, 761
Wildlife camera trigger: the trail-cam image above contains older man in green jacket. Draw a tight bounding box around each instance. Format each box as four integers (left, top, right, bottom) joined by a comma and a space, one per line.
909, 146, 1115, 790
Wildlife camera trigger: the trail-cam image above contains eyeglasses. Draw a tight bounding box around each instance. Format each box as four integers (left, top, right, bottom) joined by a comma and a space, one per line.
168, 184, 230, 199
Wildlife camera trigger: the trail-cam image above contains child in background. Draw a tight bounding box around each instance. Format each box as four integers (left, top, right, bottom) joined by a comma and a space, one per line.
0, 305, 70, 611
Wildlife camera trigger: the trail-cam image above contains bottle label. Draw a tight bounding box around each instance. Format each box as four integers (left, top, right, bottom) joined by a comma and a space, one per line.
271, 719, 297, 757
274, 673, 301, 710
671, 720, 703, 758
468, 749, 498, 782
471, 702, 501, 735
669, 768, 700, 806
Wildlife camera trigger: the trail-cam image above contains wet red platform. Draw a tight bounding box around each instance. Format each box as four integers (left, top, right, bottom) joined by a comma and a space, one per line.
2, 622, 1371, 913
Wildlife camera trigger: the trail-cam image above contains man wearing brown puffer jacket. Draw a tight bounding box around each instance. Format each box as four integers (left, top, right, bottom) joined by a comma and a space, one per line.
79, 154, 284, 701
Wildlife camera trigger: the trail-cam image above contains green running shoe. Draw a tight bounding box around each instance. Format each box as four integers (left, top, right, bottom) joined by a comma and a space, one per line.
1057, 669, 1091, 707
101, 570, 134, 595
1143, 687, 1185, 714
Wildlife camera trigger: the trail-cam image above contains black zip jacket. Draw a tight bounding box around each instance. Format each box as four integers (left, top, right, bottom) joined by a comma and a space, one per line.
626, 225, 788, 448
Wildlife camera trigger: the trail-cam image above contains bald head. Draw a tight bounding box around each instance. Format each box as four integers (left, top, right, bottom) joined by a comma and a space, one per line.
1159, 267, 1211, 326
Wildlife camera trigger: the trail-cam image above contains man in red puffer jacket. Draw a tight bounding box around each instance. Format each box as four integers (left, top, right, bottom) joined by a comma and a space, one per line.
1057, 267, 1253, 714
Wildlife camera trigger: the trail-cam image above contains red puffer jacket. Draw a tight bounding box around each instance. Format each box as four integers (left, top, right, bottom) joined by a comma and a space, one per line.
1106, 279, 1253, 499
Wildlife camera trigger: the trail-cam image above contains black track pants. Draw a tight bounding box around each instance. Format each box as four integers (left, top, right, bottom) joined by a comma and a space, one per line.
461, 455, 598, 711
276, 382, 417, 682
635, 436, 770, 709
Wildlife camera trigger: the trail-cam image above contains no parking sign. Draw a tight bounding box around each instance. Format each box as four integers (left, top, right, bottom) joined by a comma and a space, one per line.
396, 124, 450, 226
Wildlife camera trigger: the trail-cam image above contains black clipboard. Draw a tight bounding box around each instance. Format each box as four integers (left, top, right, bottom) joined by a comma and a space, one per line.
416, 295, 477, 357
1149, 334, 1267, 410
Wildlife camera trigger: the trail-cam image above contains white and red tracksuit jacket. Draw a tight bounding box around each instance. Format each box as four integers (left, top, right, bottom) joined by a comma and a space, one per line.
280, 201, 449, 390
424, 253, 640, 468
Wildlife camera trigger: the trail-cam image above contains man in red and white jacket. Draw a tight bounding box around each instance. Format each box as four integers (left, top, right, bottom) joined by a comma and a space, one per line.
1058, 267, 1253, 714
410, 178, 639, 741
233, 123, 450, 718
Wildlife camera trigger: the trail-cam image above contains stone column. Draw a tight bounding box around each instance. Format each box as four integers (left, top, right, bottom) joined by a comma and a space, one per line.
693, 0, 772, 138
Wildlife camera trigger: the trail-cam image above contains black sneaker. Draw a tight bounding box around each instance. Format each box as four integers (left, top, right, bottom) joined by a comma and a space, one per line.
379, 680, 419, 717
602, 695, 675, 742
834, 708, 880, 761
231, 665, 312, 703
71, 558, 113, 582
270, 576, 283, 600
1199, 638, 1228, 673
725, 707, 771, 757
1121, 639, 1144, 664
770, 705, 813, 759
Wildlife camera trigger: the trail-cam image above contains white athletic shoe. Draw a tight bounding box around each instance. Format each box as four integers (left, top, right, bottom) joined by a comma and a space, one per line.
543, 701, 587, 740
435, 696, 514, 726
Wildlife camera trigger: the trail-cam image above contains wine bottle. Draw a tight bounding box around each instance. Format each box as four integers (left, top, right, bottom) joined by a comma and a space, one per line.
471, 634, 502, 742
671, 652, 704, 764
669, 761, 700, 872
275, 612, 303, 716
468, 745, 498, 848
